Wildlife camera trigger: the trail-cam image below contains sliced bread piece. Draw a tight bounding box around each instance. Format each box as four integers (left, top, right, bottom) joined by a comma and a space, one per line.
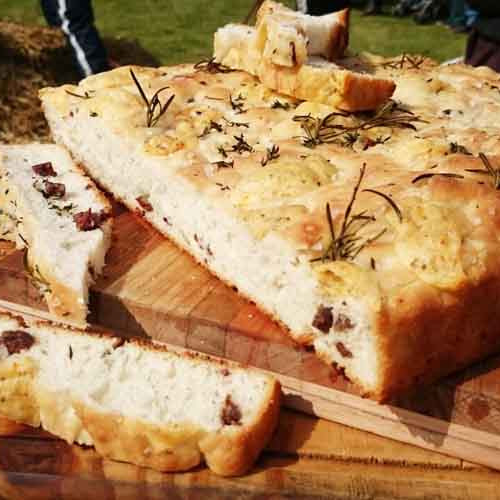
255, 0, 349, 65
0, 144, 112, 324
213, 24, 395, 111
0, 311, 281, 476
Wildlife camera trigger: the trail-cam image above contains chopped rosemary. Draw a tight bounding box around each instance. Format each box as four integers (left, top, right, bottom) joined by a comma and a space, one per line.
231, 134, 253, 154
465, 153, 500, 189
130, 69, 175, 128
261, 145, 280, 166
47, 202, 76, 216
212, 160, 234, 170
294, 101, 424, 149
311, 164, 392, 263
271, 100, 291, 110
217, 145, 228, 158
229, 94, 247, 114
199, 120, 223, 138
23, 250, 51, 295
222, 117, 249, 128
449, 142, 472, 155
412, 172, 465, 184
194, 58, 234, 74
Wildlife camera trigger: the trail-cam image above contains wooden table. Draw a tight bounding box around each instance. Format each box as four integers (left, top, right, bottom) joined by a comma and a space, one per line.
3, 215, 500, 499
1, 409, 500, 500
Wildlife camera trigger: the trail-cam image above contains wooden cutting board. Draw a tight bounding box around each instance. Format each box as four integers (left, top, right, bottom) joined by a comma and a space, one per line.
3, 411, 500, 500
2, 210, 500, 471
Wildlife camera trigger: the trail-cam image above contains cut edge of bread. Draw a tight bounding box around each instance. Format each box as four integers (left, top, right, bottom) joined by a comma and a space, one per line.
39, 91, 384, 399
255, 1, 350, 62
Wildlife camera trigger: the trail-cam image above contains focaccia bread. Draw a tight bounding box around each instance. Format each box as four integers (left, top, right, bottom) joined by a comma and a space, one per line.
40, 57, 500, 400
214, 23, 395, 111
0, 144, 112, 324
0, 311, 280, 476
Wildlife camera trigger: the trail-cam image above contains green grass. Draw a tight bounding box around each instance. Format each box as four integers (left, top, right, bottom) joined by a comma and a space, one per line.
0, 0, 465, 64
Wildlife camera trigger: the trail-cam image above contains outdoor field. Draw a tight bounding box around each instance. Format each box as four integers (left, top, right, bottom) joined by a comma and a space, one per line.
0, 0, 467, 143
0, 0, 466, 64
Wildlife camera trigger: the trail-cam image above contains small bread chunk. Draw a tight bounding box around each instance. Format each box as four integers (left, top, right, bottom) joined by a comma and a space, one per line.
214, 24, 395, 111
0, 144, 112, 324
255, 0, 349, 65
0, 312, 281, 476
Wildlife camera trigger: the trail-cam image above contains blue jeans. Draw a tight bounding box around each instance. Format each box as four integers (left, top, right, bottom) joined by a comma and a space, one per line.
448, 0, 478, 27
40, 0, 109, 77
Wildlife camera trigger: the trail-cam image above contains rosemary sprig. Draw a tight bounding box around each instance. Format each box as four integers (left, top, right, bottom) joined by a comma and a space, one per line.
412, 172, 465, 184
130, 69, 175, 128
379, 53, 426, 70
65, 90, 94, 99
194, 58, 234, 74
261, 145, 280, 166
293, 101, 424, 149
311, 164, 396, 263
465, 152, 500, 189
362, 189, 403, 223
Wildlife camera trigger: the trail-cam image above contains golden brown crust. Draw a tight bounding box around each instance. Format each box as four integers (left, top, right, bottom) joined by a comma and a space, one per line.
374, 274, 500, 401
326, 9, 349, 60
201, 381, 281, 476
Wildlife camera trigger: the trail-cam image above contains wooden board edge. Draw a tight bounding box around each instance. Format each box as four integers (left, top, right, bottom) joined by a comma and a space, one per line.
1, 299, 499, 472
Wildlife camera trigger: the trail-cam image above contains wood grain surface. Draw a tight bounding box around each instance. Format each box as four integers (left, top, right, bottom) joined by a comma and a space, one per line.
2, 211, 500, 472
1, 411, 500, 500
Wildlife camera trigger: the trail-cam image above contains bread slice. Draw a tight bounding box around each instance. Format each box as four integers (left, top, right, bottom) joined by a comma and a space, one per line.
0, 144, 112, 325
255, 0, 349, 65
0, 311, 281, 476
214, 24, 395, 111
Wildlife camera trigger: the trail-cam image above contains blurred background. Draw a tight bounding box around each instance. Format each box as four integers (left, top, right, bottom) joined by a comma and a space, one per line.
0, 0, 466, 64
0, 0, 467, 144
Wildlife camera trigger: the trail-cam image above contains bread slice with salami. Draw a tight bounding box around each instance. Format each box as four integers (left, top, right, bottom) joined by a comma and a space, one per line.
0, 144, 112, 325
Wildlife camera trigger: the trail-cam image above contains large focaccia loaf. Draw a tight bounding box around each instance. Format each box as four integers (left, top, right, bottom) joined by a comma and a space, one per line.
0, 144, 112, 325
40, 58, 500, 400
0, 311, 280, 476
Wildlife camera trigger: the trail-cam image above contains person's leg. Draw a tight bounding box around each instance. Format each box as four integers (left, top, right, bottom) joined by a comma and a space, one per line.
464, 3, 478, 28
465, 30, 500, 72
364, 0, 382, 16
447, 0, 466, 27
298, 0, 350, 15
40, 0, 109, 77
